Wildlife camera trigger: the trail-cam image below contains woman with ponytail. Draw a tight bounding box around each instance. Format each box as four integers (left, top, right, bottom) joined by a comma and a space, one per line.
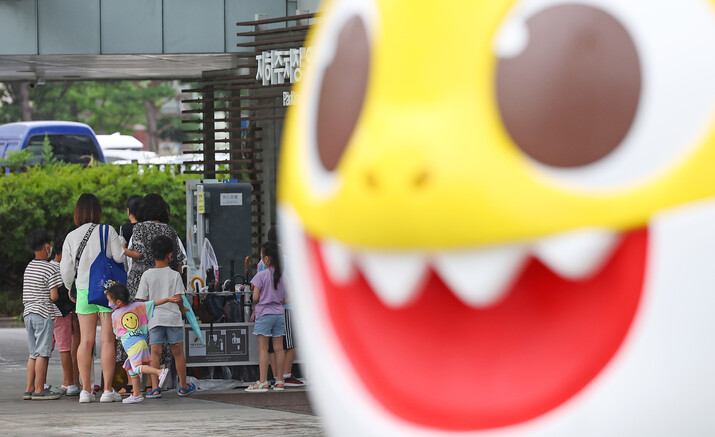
245, 240, 287, 392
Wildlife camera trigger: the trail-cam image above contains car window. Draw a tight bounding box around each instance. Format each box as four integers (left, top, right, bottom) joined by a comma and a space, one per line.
26, 134, 100, 165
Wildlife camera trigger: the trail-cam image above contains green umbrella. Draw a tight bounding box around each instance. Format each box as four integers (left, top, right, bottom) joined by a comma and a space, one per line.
183, 295, 206, 345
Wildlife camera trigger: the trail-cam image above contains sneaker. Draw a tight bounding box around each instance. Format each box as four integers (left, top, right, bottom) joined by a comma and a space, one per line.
122, 395, 144, 404
269, 378, 276, 387
99, 389, 122, 403
22, 391, 32, 400
177, 383, 196, 397
63, 385, 81, 396
31, 389, 61, 400
47, 385, 65, 395
79, 390, 95, 403
146, 388, 162, 399
158, 368, 170, 390
284, 375, 305, 386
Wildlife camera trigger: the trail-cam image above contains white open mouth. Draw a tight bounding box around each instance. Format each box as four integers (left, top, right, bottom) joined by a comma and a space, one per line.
319, 228, 621, 308
280, 199, 715, 436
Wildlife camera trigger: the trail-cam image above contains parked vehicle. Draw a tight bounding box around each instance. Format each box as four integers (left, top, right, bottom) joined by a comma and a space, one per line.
0, 121, 105, 165
96, 132, 158, 164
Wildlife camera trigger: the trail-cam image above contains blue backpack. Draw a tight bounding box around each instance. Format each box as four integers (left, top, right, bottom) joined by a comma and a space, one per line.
88, 225, 127, 307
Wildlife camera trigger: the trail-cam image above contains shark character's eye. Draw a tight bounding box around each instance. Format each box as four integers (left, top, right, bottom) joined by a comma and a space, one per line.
317, 16, 370, 172
302, 0, 376, 197
496, 4, 641, 168
493, 0, 715, 189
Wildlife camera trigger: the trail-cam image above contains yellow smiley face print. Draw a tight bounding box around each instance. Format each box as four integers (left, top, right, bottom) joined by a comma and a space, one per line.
121, 312, 139, 331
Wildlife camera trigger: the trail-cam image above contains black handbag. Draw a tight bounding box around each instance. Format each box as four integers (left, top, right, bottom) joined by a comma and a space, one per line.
54, 283, 74, 316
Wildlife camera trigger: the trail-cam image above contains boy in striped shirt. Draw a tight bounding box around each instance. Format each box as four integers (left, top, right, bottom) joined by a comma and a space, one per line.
22, 229, 62, 400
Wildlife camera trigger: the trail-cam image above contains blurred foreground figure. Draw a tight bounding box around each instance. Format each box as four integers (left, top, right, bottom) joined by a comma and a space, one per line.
278, 0, 715, 435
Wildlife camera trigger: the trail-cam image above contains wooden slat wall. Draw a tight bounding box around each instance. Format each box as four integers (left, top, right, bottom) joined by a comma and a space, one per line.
180, 12, 316, 255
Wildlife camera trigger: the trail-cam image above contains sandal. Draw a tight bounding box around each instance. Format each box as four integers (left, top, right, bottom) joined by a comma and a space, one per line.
118, 385, 133, 396
178, 383, 196, 397
245, 381, 270, 393
273, 380, 285, 391
146, 388, 162, 399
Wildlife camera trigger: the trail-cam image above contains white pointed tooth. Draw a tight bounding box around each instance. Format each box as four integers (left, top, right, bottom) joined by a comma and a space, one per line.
433, 245, 528, 307
355, 252, 428, 308
319, 238, 355, 284
533, 228, 620, 280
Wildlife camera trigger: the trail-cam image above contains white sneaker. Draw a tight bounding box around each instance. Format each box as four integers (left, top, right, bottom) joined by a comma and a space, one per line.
122, 395, 144, 404
79, 390, 95, 403
158, 368, 170, 389
63, 385, 81, 396
99, 390, 122, 403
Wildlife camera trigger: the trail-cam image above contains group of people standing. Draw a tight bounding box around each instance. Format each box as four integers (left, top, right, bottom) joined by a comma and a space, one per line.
22, 192, 190, 402
22, 191, 304, 403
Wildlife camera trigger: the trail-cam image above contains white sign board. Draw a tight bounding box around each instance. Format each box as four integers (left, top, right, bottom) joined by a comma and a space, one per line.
220, 193, 242, 206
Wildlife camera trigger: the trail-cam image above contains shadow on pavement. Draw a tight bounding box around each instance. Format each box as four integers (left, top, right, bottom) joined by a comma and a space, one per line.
195, 390, 315, 416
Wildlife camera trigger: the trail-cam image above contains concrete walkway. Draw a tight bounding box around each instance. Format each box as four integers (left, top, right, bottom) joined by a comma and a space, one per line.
0, 328, 324, 436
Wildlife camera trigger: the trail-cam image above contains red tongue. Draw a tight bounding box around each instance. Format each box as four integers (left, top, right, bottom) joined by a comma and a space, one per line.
312, 228, 647, 430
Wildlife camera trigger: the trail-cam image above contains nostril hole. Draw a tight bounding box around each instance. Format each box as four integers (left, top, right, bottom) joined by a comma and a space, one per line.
413, 170, 430, 189
366, 170, 378, 189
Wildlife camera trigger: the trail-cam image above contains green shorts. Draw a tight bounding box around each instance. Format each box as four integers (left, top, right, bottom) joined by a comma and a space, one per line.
75, 289, 112, 315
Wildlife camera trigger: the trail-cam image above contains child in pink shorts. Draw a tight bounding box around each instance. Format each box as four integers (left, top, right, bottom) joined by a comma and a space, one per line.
50, 234, 80, 396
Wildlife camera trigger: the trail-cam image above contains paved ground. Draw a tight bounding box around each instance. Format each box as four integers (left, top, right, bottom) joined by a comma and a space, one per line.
0, 327, 325, 436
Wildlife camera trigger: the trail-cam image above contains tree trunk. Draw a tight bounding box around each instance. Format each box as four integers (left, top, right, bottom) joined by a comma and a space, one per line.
144, 99, 159, 152
20, 82, 32, 121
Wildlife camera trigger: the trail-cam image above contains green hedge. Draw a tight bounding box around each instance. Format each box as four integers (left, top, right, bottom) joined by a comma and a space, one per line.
0, 164, 190, 310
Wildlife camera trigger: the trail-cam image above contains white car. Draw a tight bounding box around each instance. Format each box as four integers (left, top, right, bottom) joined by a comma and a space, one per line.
96, 132, 158, 164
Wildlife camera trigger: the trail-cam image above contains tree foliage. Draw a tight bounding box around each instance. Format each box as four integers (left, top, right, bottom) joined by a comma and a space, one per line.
0, 81, 183, 150
0, 164, 190, 294
0, 149, 33, 171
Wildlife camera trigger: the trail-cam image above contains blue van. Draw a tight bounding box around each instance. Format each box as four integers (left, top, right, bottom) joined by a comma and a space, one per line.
0, 121, 105, 166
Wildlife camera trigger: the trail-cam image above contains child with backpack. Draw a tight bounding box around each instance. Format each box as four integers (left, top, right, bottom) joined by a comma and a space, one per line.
135, 235, 195, 398
106, 283, 178, 404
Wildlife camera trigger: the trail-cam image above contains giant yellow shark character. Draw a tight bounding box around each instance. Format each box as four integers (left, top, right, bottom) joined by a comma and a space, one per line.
278, 0, 715, 435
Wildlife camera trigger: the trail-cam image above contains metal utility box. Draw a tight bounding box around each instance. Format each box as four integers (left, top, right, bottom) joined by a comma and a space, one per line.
186, 180, 253, 291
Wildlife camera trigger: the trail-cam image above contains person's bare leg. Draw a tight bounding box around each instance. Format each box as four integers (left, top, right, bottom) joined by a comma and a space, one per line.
269, 351, 277, 380
127, 369, 141, 398
138, 365, 163, 378
149, 343, 162, 391
34, 356, 49, 393
272, 337, 285, 388
77, 313, 98, 393
258, 335, 270, 383
171, 343, 187, 388
283, 347, 296, 376
60, 351, 72, 387
26, 358, 36, 393
71, 314, 80, 386
98, 313, 116, 392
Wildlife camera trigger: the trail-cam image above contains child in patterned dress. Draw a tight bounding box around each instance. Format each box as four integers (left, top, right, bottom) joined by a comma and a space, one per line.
106, 283, 180, 404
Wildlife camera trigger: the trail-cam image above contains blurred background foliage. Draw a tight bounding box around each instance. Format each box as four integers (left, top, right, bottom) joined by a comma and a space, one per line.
0, 163, 189, 314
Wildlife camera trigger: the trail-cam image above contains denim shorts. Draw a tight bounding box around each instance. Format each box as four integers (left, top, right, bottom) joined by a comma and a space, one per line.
148, 326, 184, 345
25, 313, 54, 359
253, 313, 286, 337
